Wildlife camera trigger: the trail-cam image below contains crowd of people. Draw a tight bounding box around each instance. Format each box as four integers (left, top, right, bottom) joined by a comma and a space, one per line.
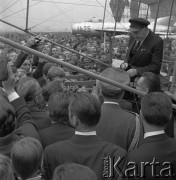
0, 17, 176, 180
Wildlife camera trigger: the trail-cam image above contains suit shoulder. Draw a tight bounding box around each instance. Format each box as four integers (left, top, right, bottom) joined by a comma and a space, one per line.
122, 108, 138, 118
101, 140, 127, 155
149, 30, 163, 43
44, 139, 71, 153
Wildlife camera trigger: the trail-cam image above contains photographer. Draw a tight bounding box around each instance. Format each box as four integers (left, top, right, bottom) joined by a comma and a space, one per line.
15, 36, 47, 80
15, 36, 42, 68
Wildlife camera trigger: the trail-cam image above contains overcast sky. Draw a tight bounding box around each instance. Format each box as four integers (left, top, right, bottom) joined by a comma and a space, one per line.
0, 0, 116, 32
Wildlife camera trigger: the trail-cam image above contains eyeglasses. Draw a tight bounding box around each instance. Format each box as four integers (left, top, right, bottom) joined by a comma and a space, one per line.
34, 89, 44, 99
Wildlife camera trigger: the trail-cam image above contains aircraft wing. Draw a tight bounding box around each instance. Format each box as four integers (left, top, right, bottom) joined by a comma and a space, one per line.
96, 27, 175, 36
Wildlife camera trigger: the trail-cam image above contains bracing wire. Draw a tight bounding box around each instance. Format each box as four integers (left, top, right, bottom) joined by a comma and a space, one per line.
50, 0, 76, 23
29, 0, 85, 29
19, 0, 25, 18
1, 0, 44, 20
0, 0, 19, 15
31, 0, 105, 7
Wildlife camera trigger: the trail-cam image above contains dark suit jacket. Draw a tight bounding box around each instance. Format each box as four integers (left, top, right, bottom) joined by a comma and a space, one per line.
0, 97, 41, 157
125, 30, 163, 76
0, 133, 20, 157
27, 103, 52, 130
96, 103, 143, 150
126, 134, 176, 180
43, 135, 127, 180
11, 97, 41, 141
39, 122, 75, 148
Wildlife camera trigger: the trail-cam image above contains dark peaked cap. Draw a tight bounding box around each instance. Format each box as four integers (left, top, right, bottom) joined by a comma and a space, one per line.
129, 18, 150, 32
99, 68, 130, 92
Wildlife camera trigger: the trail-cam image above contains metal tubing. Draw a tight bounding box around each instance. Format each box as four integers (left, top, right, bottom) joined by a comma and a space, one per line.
0, 35, 145, 96
1, 36, 176, 109
145, 5, 149, 19
25, 0, 30, 31
0, 19, 109, 68
166, 0, 174, 37
170, 57, 176, 93
101, 0, 108, 40
137, 0, 141, 18
153, 0, 160, 33
108, 34, 112, 65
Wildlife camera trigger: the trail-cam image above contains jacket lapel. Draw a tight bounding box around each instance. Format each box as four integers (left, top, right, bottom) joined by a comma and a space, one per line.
132, 30, 151, 60
125, 39, 135, 62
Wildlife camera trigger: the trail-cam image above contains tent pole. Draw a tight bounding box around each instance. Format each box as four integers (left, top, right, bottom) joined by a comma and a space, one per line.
25, 0, 30, 31
166, 0, 174, 37
153, 0, 160, 33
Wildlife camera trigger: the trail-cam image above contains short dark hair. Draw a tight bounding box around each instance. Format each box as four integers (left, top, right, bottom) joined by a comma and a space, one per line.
47, 66, 66, 81
42, 63, 55, 76
48, 92, 73, 123
69, 92, 101, 127
11, 137, 43, 180
42, 79, 64, 102
101, 90, 124, 100
0, 101, 15, 137
141, 72, 161, 92
52, 163, 97, 180
16, 77, 41, 102
141, 92, 172, 127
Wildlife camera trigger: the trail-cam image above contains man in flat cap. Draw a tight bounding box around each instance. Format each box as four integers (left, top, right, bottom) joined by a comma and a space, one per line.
121, 18, 163, 82
96, 68, 143, 151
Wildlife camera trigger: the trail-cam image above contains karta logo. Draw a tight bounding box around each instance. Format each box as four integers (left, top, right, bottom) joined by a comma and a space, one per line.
103, 156, 176, 178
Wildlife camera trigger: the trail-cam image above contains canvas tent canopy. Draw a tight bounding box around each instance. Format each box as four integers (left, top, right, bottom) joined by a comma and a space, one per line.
110, 0, 176, 21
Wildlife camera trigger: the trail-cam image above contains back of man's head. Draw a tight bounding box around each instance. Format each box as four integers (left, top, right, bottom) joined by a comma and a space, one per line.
42, 79, 64, 102
69, 92, 101, 129
52, 163, 97, 180
140, 72, 161, 93
48, 92, 73, 124
47, 66, 66, 82
42, 63, 55, 77
141, 92, 172, 127
11, 137, 43, 180
16, 77, 41, 102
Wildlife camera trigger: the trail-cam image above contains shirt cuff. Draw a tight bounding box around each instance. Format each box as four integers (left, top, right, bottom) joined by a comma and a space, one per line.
8, 92, 20, 102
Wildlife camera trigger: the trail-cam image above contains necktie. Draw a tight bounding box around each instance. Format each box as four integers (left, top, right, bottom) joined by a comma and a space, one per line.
132, 41, 141, 53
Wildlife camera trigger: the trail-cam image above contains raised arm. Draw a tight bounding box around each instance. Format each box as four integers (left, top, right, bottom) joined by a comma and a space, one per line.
2, 64, 41, 141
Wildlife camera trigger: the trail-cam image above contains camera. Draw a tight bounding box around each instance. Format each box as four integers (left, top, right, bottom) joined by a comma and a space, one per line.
34, 37, 41, 45
30, 37, 42, 49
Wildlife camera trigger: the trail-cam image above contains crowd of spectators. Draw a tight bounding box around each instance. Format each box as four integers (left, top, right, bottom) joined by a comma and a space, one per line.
0, 31, 175, 180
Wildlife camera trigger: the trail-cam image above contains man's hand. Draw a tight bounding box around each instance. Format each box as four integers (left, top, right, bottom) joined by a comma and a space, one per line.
120, 62, 128, 70
39, 57, 46, 63
127, 69, 137, 77
2, 64, 16, 95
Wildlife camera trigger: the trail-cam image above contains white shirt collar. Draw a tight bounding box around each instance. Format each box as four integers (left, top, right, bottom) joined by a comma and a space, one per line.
75, 131, 96, 136
103, 101, 119, 105
144, 130, 165, 139
19, 176, 41, 180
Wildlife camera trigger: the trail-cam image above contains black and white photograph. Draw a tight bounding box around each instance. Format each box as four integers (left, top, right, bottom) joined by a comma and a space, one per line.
0, 0, 176, 179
